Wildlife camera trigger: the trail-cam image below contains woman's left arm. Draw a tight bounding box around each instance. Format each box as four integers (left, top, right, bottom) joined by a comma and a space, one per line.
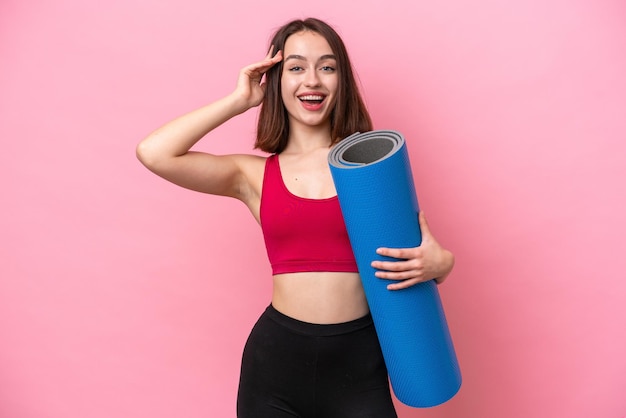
371, 212, 455, 290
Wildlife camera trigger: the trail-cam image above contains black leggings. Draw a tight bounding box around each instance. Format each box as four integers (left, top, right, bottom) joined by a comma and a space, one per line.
237, 305, 397, 418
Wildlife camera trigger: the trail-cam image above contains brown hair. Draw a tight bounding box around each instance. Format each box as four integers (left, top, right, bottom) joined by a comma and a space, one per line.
254, 18, 373, 154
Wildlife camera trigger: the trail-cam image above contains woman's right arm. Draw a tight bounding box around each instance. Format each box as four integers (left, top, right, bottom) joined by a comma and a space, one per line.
136, 48, 283, 199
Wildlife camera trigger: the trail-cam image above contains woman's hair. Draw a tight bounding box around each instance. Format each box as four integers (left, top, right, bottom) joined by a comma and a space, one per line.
255, 18, 373, 154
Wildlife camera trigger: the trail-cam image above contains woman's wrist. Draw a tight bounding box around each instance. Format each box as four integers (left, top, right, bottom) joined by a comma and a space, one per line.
222, 91, 252, 116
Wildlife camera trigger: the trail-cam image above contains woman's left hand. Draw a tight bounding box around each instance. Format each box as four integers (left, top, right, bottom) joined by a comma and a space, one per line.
371, 212, 455, 290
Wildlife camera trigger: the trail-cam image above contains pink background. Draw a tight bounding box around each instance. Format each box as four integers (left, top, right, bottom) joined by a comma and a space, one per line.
1, 0, 625, 417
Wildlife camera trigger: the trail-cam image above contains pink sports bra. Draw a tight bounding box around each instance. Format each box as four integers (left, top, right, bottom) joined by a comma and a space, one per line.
260, 154, 359, 275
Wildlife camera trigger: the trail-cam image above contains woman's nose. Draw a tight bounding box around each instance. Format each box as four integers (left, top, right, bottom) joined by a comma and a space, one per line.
304, 69, 321, 87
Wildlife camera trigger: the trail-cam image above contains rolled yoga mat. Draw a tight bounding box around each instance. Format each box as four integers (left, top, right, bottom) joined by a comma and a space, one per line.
328, 130, 461, 407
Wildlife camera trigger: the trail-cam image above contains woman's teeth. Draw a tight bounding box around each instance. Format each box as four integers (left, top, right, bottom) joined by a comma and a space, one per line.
299, 95, 324, 103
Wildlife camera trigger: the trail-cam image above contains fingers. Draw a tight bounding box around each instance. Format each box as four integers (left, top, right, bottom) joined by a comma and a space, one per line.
372, 249, 426, 281
264, 47, 283, 65
265, 45, 282, 61
246, 48, 283, 75
370, 212, 450, 290
373, 261, 425, 280
234, 48, 283, 108
242, 60, 276, 79
372, 246, 430, 290
375, 246, 417, 260
386, 278, 422, 291
372, 248, 420, 273
372, 257, 419, 274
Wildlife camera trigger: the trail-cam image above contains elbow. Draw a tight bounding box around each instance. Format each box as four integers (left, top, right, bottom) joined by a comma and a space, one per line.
135, 140, 150, 166
136, 138, 161, 170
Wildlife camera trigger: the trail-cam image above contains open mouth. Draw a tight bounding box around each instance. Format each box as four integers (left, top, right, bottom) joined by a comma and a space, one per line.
298, 94, 326, 105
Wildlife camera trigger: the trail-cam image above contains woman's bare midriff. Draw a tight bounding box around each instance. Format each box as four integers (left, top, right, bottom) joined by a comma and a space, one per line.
271, 272, 370, 324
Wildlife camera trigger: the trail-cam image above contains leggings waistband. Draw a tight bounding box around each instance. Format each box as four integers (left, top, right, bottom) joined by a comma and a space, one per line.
264, 304, 374, 337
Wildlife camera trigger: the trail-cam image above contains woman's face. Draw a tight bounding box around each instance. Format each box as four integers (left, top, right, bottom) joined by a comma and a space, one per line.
280, 30, 338, 133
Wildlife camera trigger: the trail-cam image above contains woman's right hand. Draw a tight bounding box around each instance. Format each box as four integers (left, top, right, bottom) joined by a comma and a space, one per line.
234, 46, 283, 109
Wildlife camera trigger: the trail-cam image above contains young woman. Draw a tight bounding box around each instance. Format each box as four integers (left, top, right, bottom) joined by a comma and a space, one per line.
137, 17, 454, 418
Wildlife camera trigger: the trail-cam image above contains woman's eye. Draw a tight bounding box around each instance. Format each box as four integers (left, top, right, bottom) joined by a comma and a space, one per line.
321, 66, 336, 72
288, 66, 303, 72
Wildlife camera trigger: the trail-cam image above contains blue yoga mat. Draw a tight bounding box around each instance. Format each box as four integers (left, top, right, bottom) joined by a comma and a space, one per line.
328, 130, 461, 407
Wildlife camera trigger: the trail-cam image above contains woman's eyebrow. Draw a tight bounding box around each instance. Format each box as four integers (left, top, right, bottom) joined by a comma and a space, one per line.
284, 54, 337, 62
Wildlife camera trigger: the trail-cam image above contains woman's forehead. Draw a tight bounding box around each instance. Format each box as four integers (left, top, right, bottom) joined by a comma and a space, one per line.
283, 31, 334, 58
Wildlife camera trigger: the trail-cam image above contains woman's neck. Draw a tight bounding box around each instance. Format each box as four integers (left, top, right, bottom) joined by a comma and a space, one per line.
283, 124, 332, 154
